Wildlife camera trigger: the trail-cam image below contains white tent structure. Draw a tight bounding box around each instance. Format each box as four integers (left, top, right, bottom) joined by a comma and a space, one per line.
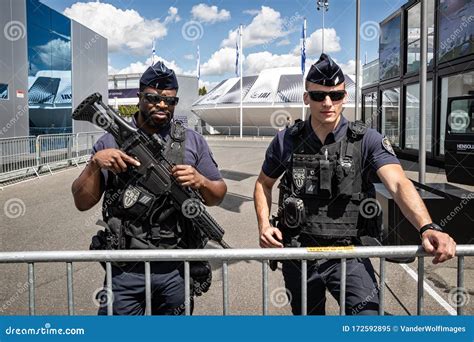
191, 67, 357, 133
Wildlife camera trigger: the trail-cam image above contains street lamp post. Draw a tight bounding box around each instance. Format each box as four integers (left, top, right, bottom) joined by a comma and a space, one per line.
316, 0, 329, 53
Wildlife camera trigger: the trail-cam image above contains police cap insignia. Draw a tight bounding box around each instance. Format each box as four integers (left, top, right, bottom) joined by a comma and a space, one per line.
382, 136, 396, 156
140, 61, 179, 91
306, 53, 345, 86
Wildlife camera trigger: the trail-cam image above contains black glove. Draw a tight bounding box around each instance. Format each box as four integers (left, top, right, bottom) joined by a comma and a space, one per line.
190, 261, 212, 296
90, 230, 107, 250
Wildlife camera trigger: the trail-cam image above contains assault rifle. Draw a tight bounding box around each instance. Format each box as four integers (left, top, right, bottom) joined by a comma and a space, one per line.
72, 93, 230, 249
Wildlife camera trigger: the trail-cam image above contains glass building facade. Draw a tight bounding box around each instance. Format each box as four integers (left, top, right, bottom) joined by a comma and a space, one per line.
0, 83, 8, 100
26, 0, 72, 135
379, 15, 401, 81
362, 0, 473, 166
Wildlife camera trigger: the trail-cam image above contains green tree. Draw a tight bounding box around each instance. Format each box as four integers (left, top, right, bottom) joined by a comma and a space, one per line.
118, 105, 137, 117
198, 86, 207, 96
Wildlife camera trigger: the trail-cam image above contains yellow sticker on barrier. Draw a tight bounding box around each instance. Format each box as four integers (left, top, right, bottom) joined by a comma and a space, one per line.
306, 246, 355, 252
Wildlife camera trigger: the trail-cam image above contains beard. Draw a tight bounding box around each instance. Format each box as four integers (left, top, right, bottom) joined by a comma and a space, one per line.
140, 108, 173, 129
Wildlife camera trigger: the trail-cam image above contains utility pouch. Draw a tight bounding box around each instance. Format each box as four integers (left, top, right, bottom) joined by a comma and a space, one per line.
319, 159, 332, 196
283, 197, 305, 229
335, 158, 354, 197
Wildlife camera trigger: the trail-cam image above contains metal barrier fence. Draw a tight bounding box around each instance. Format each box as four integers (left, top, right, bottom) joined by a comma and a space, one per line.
0, 136, 37, 175
209, 126, 278, 136
0, 131, 103, 182
0, 245, 472, 316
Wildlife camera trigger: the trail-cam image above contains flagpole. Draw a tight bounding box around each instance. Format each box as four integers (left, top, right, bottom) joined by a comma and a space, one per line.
302, 18, 307, 121
196, 45, 200, 80
239, 24, 243, 139
151, 39, 156, 66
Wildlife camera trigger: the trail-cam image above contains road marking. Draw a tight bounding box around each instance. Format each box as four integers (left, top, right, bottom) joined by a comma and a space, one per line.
398, 263, 457, 315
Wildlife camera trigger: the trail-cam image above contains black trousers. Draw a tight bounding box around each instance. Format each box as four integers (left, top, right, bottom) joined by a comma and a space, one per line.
282, 258, 380, 315
97, 262, 192, 315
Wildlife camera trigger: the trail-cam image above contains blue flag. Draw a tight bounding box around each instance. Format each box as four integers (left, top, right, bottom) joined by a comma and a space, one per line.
301, 20, 306, 75
235, 28, 240, 77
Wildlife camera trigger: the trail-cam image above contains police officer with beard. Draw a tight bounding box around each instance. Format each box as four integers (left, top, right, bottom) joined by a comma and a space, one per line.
253, 53, 456, 315
72, 62, 227, 315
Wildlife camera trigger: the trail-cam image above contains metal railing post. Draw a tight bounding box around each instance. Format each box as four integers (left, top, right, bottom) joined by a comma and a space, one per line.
379, 257, 386, 315
66, 262, 74, 315
457, 256, 465, 315
262, 260, 268, 315
339, 258, 347, 316
184, 261, 191, 316
106, 262, 113, 316
222, 261, 229, 315
417, 257, 424, 315
28, 263, 35, 315
145, 261, 152, 315
301, 259, 307, 315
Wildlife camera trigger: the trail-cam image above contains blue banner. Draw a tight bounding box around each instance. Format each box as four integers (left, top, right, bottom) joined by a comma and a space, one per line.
0, 316, 473, 342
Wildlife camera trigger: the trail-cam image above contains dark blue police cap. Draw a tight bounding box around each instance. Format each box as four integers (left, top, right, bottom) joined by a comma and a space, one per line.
140, 61, 179, 91
306, 53, 345, 86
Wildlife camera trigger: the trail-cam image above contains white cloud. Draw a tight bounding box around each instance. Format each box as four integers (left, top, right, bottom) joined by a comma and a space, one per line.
221, 6, 288, 48
244, 51, 353, 77
276, 38, 291, 46
338, 59, 356, 75
111, 56, 185, 76
184, 54, 195, 60
191, 4, 230, 23
244, 51, 300, 75
199, 80, 220, 91
30, 38, 70, 75
200, 47, 238, 76
64, 2, 179, 55
243, 9, 260, 16
296, 28, 341, 56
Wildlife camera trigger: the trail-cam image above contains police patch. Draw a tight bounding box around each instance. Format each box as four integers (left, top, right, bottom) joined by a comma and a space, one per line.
123, 185, 140, 209
382, 136, 396, 156
292, 167, 306, 190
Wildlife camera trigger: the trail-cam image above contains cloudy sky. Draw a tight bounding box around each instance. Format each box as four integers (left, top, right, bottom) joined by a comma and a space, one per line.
41, 0, 408, 90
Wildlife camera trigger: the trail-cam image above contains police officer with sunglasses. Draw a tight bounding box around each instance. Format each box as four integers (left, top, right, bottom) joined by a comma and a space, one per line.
72, 62, 227, 315
254, 53, 456, 315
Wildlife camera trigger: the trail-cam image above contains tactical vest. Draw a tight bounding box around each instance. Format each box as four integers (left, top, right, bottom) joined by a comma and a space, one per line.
101, 121, 204, 250
278, 119, 379, 246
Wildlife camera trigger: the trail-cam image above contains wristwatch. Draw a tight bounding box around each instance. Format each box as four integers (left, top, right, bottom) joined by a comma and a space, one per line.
419, 223, 443, 236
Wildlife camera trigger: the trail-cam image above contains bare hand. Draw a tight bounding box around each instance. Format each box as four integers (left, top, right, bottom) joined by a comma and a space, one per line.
259, 225, 283, 248
91, 149, 140, 174
421, 230, 456, 264
171, 165, 205, 189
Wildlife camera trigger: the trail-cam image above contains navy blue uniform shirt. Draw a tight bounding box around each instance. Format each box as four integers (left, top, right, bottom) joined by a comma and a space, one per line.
91, 116, 222, 186
262, 115, 400, 184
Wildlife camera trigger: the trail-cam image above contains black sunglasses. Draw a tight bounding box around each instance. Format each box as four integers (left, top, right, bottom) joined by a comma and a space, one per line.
307, 90, 346, 102
140, 92, 179, 106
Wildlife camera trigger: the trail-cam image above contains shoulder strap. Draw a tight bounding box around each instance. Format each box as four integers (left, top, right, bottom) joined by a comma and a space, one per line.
170, 120, 186, 142
165, 121, 186, 164
347, 120, 367, 140
288, 119, 305, 137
